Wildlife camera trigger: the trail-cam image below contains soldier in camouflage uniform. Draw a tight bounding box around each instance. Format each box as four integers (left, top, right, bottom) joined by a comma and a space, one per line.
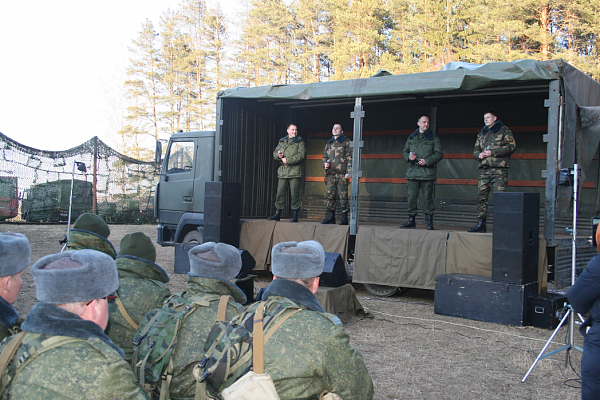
250, 240, 373, 400
67, 213, 117, 258
268, 124, 307, 223
400, 115, 444, 230
468, 111, 516, 233
105, 232, 171, 364
0, 249, 148, 400
168, 242, 246, 399
321, 124, 352, 225
0, 232, 30, 341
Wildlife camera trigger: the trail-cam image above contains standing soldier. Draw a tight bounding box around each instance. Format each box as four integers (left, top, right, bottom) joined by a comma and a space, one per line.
467, 111, 516, 233
0, 232, 30, 341
321, 123, 352, 225
400, 115, 444, 230
268, 124, 306, 223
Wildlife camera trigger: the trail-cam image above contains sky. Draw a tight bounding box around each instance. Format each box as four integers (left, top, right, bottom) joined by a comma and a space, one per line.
0, 1, 240, 152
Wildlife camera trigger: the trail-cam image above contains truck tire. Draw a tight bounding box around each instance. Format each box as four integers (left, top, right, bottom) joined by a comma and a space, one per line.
183, 229, 203, 244
363, 284, 410, 297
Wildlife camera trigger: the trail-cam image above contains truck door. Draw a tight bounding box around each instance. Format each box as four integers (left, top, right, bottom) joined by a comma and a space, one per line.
158, 140, 196, 225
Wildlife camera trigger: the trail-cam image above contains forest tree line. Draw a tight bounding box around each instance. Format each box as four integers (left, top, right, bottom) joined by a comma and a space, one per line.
119, 0, 600, 159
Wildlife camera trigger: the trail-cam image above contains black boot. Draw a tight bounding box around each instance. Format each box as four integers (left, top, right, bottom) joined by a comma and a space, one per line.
426, 214, 434, 230
400, 215, 416, 229
339, 212, 348, 225
467, 218, 486, 233
268, 209, 282, 221
321, 210, 336, 224
290, 209, 299, 223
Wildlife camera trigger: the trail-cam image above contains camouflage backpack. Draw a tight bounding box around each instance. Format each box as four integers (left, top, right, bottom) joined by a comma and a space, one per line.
193, 299, 302, 399
132, 293, 231, 399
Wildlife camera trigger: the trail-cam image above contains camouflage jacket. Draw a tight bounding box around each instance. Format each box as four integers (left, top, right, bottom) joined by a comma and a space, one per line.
401, 129, 444, 180
67, 229, 117, 259
473, 121, 516, 169
244, 279, 374, 400
0, 297, 21, 342
105, 256, 171, 363
169, 276, 246, 399
322, 134, 352, 176
0, 302, 148, 400
273, 136, 306, 178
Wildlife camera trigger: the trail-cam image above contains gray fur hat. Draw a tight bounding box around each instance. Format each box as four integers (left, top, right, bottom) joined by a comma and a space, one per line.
32, 249, 119, 304
188, 242, 241, 280
0, 232, 31, 277
271, 240, 325, 279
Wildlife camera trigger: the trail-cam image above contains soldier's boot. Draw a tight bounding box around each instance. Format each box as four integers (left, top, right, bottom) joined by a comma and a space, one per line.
290, 209, 299, 223
400, 216, 416, 229
267, 209, 282, 221
426, 214, 434, 230
339, 212, 349, 225
467, 218, 486, 233
321, 210, 336, 224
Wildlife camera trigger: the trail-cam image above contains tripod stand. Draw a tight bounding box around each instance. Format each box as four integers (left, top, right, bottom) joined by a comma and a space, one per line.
522, 164, 583, 382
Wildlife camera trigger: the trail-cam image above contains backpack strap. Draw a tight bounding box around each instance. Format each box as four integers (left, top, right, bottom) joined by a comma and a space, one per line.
217, 295, 232, 322
0, 331, 26, 394
115, 291, 138, 330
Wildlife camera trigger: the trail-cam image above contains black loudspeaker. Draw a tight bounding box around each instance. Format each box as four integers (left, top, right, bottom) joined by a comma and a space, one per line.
492, 192, 540, 284
236, 249, 256, 279
319, 252, 347, 287
434, 273, 538, 327
527, 292, 568, 329
204, 182, 241, 248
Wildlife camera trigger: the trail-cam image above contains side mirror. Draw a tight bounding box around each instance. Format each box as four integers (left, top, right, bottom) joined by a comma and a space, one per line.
155, 141, 163, 165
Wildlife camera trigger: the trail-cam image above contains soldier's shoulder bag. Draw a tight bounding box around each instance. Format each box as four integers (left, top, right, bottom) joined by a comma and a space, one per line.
132, 293, 232, 399
193, 299, 302, 400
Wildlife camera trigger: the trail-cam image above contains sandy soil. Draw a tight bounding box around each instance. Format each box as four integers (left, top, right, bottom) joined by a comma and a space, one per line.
1, 223, 584, 400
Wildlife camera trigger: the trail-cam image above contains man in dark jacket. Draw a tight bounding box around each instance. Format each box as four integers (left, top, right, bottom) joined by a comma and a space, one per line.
468, 111, 516, 233
0, 232, 30, 340
268, 124, 306, 223
400, 115, 444, 230
321, 123, 352, 225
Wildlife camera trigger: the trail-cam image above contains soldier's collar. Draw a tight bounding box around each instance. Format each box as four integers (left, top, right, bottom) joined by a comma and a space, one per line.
409, 129, 434, 140
328, 133, 346, 144
481, 120, 504, 134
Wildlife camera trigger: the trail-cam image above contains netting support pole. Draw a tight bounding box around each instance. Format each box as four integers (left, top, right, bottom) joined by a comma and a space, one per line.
93, 136, 98, 214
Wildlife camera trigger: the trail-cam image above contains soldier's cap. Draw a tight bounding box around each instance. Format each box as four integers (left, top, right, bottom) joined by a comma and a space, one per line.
188, 242, 241, 280
32, 249, 119, 304
73, 213, 110, 239
0, 232, 31, 277
119, 232, 156, 263
271, 240, 324, 279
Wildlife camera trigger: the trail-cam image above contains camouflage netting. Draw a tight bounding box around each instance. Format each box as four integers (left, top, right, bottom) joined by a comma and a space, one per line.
0, 132, 157, 224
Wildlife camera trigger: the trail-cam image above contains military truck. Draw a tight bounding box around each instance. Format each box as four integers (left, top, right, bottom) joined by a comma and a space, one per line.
21, 179, 93, 223
0, 177, 18, 221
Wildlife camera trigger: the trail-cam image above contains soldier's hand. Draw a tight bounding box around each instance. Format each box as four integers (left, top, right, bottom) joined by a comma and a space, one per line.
281, 157, 287, 164
324, 162, 331, 169
344, 174, 349, 179
409, 153, 417, 161
418, 159, 427, 166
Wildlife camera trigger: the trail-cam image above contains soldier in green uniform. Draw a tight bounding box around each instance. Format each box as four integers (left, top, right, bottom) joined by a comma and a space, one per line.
67, 213, 117, 258
248, 240, 374, 400
468, 111, 516, 233
105, 232, 171, 364
400, 115, 444, 230
268, 124, 306, 223
321, 124, 352, 225
0, 249, 148, 400
0, 232, 30, 340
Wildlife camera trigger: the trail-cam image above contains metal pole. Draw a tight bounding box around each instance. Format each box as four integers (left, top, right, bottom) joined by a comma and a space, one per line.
62, 161, 77, 252
570, 164, 579, 347
349, 97, 364, 235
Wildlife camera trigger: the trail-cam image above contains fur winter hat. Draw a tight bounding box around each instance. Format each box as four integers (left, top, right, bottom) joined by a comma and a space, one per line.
271, 240, 325, 279
0, 232, 31, 277
32, 249, 119, 304
73, 213, 110, 239
119, 232, 156, 263
188, 242, 241, 280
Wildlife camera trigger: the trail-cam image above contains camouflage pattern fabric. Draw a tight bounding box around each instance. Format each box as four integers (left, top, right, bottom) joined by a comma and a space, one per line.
274, 177, 301, 210
240, 296, 373, 400
105, 256, 171, 364
401, 130, 444, 181
476, 168, 508, 218
406, 179, 435, 216
67, 229, 117, 259
167, 276, 246, 400
325, 175, 349, 212
272, 136, 306, 179
0, 321, 21, 342
473, 123, 516, 169
322, 134, 352, 176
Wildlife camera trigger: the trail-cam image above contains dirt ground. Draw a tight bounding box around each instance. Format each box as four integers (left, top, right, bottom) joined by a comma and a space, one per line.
1, 223, 584, 400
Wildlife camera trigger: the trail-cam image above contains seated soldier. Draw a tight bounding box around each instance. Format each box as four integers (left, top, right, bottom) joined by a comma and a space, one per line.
248, 240, 374, 400
0, 232, 30, 340
105, 232, 171, 363
0, 249, 148, 399
67, 213, 116, 258
168, 242, 247, 399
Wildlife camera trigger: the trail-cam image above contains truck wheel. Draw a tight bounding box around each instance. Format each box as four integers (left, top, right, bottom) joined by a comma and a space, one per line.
362, 284, 409, 297
183, 230, 203, 244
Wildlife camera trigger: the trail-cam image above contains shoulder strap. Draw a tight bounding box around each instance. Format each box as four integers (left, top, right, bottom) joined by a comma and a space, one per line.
115, 291, 138, 330
0, 331, 26, 393
216, 295, 232, 322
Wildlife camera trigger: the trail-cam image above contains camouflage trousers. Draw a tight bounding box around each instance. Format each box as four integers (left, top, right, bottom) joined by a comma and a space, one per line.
326, 174, 349, 212
275, 178, 301, 210
406, 179, 435, 216
477, 168, 508, 218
